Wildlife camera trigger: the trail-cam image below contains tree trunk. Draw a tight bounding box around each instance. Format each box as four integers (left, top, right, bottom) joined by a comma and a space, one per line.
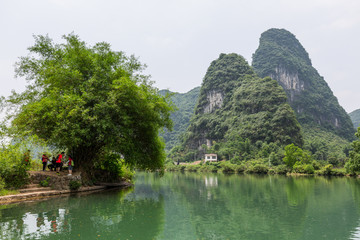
72, 145, 102, 185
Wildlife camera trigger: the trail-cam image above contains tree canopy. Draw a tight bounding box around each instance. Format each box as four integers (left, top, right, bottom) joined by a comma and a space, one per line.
3, 33, 173, 175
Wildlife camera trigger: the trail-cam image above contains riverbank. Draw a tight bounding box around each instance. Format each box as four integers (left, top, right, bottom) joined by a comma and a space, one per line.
0, 171, 133, 204
166, 161, 354, 177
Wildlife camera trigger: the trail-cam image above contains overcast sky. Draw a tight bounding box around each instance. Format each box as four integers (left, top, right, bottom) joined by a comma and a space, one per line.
1, 0, 359, 112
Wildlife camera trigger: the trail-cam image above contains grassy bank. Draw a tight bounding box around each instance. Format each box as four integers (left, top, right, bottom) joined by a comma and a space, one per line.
166, 161, 349, 177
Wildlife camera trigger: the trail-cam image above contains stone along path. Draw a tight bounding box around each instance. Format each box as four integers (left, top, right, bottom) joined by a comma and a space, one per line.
0, 172, 109, 204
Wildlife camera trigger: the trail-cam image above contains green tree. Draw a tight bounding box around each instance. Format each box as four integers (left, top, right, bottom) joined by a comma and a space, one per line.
283, 144, 311, 169
3, 34, 173, 179
345, 128, 360, 174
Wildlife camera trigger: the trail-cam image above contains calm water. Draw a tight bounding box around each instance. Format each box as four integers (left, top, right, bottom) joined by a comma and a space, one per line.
1, 172, 360, 240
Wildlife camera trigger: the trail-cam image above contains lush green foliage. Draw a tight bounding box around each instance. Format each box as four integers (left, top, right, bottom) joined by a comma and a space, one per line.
171, 53, 302, 162
252, 28, 355, 143
159, 87, 200, 152
3, 34, 173, 177
94, 152, 134, 181
349, 109, 360, 129
0, 143, 29, 189
345, 128, 360, 174
69, 180, 82, 190
302, 127, 349, 165
283, 144, 311, 169
39, 177, 50, 187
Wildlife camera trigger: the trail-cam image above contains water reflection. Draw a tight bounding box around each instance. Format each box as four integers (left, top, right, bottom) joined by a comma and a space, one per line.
204, 176, 218, 188
1, 173, 360, 239
0, 187, 165, 240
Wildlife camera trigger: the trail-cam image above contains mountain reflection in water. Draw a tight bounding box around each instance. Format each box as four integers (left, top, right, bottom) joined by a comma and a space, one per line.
1, 172, 360, 239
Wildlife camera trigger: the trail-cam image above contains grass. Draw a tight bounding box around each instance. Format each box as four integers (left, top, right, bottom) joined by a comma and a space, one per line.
0, 189, 19, 196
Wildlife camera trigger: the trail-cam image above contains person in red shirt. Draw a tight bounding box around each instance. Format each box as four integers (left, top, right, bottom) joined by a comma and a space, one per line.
41, 153, 49, 171
56, 152, 65, 174
23, 150, 31, 167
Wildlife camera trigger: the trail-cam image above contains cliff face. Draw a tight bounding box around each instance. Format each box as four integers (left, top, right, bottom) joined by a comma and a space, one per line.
175, 53, 303, 160
252, 28, 355, 141
271, 66, 304, 102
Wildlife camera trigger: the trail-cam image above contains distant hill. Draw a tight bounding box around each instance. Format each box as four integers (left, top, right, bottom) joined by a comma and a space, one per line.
171, 53, 302, 162
159, 87, 200, 152
252, 28, 354, 142
349, 109, 360, 129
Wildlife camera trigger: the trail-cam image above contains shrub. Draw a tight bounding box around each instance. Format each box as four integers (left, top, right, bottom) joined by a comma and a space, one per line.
316, 164, 334, 176
0, 177, 5, 191
39, 177, 50, 187
332, 168, 346, 176
234, 164, 246, 173
0, 144, 30, 189
186, 165, 200, 172
323, 164, 333, 175
199, 164, 218, 172
303, 164, 315, 174
293, 162, 305, 173
246, 164, 269, 174
274, 165, 289, 175
69, 180, 81, 190
311, 160, 321, 170
220, 161, 236, 173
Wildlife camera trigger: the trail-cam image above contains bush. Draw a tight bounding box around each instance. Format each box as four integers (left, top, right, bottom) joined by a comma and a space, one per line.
69, 180, 81, 190
316, 164, 333, 176
199, 164, 218, 172
39, 177, 50, 187
303, 164, 315, 174
274, 165, 289, 175
293, 162, 305, 173
311, 160, 321, 170
186, 165, 200, 172
234, 164, 246, 173
0, 145, 29, 189
0, 177, 5, 191
332, 168, 346, 176
246, 164, 269, 174
219, 161, 236, 173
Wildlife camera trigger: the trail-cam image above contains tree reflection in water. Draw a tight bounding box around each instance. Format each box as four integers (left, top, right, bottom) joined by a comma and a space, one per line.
0, 186, 165, 240
1, 173, 360, 240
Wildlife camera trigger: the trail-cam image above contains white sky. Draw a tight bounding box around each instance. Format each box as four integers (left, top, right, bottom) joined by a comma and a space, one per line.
0, 0, 359, 112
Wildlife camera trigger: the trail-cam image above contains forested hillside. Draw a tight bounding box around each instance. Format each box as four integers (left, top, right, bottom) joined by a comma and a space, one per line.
170, 53, 302, 163
349, 109, 360, 129
159, 87, 200, 151
252, 28, 355, 161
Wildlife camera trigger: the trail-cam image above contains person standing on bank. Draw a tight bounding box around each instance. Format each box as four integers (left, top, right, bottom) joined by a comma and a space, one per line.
41, 153, 49, 171
23, 150, 31, 167
56, 152, 65, 175
67, 155, 74, 176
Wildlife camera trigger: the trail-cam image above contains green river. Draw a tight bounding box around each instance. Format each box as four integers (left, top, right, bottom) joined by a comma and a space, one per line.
1, 172, 360, 239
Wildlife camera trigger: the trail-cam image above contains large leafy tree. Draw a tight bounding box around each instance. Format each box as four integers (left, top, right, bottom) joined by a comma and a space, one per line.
345, 128, 360, 174
4, 34, 173, 177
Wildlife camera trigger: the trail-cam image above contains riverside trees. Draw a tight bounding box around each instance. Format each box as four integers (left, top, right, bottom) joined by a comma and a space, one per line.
3, 34, 173, 180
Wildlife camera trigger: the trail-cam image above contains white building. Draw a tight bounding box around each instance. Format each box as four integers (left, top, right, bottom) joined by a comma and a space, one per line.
204, 154, 218, 162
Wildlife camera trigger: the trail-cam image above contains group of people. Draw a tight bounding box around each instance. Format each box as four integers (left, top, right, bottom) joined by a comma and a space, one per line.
41, 152, 74, 176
